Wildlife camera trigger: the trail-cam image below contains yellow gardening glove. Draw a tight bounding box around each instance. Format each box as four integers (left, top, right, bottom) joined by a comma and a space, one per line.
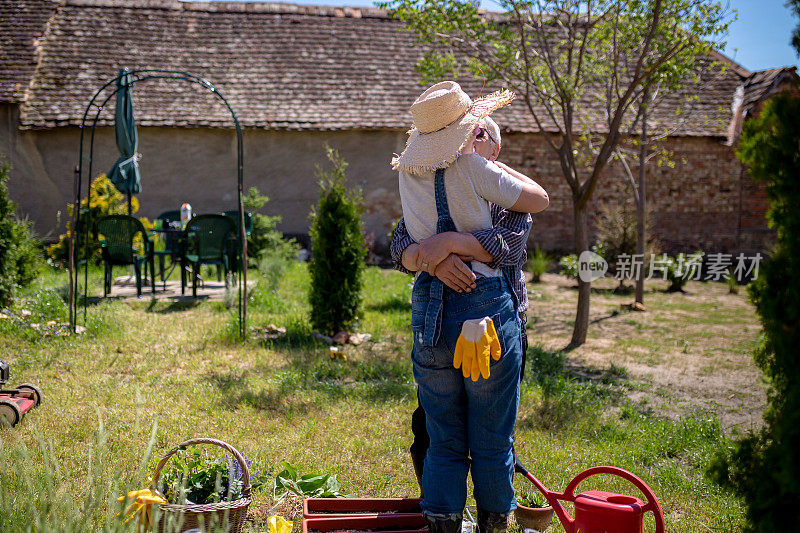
454, 334, 464, 372
117, 489, 167, 533
475, 331, 492, 380
268, 515, 294, 533
454, 331, 476, 379
454, 317, 502, 381
487, 319, 502, 360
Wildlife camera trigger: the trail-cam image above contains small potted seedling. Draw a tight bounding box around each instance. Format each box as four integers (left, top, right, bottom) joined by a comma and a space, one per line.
514, 490, 554, 532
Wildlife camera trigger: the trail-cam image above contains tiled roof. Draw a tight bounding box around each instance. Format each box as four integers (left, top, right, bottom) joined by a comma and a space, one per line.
725, 66, 799, 144
0, 0, 59, 103
0, 0, 760, 137
741, 67, 799, 114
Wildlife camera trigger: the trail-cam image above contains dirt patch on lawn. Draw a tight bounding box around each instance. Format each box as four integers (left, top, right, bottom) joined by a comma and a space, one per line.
526, 273, 767, 433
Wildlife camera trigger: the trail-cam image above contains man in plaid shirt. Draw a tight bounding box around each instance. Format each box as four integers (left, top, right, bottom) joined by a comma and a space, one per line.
389, 117, 533, 496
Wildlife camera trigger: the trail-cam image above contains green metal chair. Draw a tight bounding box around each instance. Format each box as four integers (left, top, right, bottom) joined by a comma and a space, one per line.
222, 210, 251, 272
94, 214, 155, 297
222, 210, 252, 237
181, 214, 237, 297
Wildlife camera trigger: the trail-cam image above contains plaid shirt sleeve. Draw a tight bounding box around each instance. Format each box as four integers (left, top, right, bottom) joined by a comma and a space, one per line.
389, 206, 532, 272
471, 205, 533, 269
389, 218, 415, 274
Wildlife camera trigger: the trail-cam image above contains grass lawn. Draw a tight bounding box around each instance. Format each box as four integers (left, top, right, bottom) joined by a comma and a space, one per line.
0, 262, 763, 532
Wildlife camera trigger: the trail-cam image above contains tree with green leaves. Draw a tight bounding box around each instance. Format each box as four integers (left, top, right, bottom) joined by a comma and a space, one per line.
382, 0, 731, 346
790, 0, 800, 53
612, 56, 728, 306
708, 13, 800, 528
308, 146, 367, 336
708, 92, 800, 533
0, 159, 40, 307
47, 173, 140, 265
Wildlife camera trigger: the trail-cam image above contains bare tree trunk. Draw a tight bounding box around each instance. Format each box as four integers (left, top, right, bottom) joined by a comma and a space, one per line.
570, 202, 591, 347
635, 94, 648, 306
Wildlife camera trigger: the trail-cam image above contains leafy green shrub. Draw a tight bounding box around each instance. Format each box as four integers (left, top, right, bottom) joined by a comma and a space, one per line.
664, 251, 703, 292
558, 243, 607, 282
596, 198, 638, 258
558, 254, 579, 280
272, 461, 344, 501
47, 174, 140, 264
258, 247, 293, 294
0, 159, 41, 307
708, 94, 800, 533
243, 186, 297, 267
526, 247, 551, 283
308, 146, 366, 335
727, 272, 739, 294
595, 199, 659, 271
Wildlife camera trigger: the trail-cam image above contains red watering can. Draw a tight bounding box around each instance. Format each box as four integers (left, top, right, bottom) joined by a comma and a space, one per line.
515, 457, 664, 533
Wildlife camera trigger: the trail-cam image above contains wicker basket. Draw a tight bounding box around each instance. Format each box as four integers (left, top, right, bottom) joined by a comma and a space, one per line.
150, 437, 252, 533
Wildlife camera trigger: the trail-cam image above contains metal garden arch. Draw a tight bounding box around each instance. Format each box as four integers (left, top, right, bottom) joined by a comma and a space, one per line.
68, 68, 248, 338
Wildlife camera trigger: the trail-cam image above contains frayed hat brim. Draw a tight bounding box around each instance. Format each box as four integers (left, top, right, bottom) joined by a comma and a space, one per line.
392, 89, 515, 173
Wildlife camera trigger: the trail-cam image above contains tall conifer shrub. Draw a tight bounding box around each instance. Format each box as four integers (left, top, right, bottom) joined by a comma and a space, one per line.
0, 160, 40, 306
709, 94, 800, 532
308, 146, 366, 336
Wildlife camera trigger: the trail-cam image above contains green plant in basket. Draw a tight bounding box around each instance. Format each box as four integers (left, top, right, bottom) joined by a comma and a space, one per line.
156, 448, 269, 505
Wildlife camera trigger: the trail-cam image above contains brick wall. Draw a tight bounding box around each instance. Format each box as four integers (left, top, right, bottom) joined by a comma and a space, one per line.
501, 133, 774, 255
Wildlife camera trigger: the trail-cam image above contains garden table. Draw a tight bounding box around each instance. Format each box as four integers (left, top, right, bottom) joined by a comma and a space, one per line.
151, 221, 185, 289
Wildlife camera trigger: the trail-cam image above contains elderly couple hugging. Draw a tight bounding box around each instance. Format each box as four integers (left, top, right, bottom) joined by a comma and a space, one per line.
389, 80, 549, 533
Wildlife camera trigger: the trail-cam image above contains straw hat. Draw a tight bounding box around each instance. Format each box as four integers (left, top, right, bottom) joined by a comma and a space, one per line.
391, 81, 514, 174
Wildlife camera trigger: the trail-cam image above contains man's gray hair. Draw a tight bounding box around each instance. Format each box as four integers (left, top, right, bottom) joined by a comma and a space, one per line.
482, 116, 502, 148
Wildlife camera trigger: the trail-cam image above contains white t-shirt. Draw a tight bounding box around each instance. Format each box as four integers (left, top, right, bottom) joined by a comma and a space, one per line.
399, 153, 523, 278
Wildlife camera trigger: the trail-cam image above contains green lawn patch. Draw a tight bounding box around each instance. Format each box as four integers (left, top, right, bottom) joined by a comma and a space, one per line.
0, 265, 756, 532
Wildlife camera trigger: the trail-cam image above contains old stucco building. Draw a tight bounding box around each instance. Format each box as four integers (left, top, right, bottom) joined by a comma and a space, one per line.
1, 0, 797, 254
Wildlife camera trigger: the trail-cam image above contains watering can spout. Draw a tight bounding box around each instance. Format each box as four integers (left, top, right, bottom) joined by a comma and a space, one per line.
514, 457, 576, 532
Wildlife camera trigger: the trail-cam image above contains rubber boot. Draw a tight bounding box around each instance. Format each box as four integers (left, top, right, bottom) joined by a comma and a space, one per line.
476, 509, 508, 533
411, 453, 426, 498
425, 514, 463, 533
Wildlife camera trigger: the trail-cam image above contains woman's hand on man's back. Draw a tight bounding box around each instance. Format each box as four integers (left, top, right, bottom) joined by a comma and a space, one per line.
434, 255, 477, 293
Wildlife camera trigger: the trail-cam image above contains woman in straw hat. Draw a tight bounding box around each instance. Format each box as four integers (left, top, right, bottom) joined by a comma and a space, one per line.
393, 81, 548, 533
391, 115, 535, 500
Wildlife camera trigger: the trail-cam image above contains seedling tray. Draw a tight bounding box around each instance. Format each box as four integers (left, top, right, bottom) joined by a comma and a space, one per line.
304, 498, 423, 518
303, 513, 427, 533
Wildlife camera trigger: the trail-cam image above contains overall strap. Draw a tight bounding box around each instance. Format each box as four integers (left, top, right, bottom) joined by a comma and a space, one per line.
434, 168, 457, 234
420, 168, 455, 346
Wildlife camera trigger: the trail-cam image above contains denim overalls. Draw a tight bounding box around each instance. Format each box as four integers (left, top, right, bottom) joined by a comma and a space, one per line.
411, 168, 523, 517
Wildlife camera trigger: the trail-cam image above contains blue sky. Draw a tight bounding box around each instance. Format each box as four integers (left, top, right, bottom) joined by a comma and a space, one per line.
722, 0, 798, 71
207, 0, 799, 72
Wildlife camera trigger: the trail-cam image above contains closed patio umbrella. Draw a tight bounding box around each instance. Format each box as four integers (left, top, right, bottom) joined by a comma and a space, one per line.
107, 68, 141, 214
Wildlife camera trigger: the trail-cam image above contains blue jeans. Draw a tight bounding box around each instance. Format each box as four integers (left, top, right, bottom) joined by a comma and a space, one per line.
411, 275, 522, 517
